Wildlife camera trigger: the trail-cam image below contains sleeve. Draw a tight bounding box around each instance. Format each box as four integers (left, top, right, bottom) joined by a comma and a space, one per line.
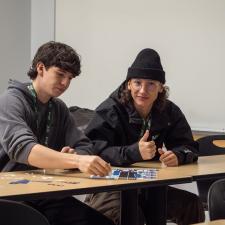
85, 109, 143, 166
64, 110, 94, 155
164, 105, 199, 165
0, 94, 37, 164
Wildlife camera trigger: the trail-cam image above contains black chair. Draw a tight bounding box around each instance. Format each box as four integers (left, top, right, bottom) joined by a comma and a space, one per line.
196, 135, 225, 209
0, 199, 50, 225
69, 106, 94, 132
208, 178, 225, 220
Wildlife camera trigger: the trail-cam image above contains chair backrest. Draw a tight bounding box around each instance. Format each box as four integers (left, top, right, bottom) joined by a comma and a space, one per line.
69, 106, 94, 132
208, 178, 225, 220
0, 199, 50, 225
196, 135, 225, 208
197, 135, 225, 156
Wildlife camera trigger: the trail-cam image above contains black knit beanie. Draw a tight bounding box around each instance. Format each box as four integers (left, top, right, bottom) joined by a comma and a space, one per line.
126, 48, 165, 84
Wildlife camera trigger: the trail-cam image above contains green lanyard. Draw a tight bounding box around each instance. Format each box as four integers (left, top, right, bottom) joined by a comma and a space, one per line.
27, 84, 53, 146
139, 114, 152, 139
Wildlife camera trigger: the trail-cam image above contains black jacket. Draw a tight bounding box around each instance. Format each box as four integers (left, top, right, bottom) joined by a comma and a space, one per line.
85, 86, 199, 166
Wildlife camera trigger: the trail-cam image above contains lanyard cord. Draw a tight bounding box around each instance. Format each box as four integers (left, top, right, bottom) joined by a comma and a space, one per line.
27, 84, 53, 146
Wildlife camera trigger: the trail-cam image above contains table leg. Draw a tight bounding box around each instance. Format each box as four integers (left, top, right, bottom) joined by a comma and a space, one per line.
121, 189, 139, 225
121, 186, 168, 225
145, 186, 168, 225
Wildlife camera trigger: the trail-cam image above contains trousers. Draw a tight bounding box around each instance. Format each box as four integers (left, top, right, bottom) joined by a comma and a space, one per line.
85, 186, 205, 225
25, 196, 115, 225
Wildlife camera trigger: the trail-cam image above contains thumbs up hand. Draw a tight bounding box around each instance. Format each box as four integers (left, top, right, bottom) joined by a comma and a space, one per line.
138, 130, 156, 160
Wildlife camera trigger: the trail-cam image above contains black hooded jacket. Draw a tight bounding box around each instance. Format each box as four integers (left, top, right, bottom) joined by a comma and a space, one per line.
85, 85, 199, 166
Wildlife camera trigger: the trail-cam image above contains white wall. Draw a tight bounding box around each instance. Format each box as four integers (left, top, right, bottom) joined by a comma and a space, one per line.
56, 0, 225, 132
0, 0, 55, 94
31, 0, 55, 58
0, 0, 31, 93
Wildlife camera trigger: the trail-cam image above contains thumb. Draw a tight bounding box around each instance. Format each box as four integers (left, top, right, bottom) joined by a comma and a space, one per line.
158, 148, 166, 155
140, 130, 150, 142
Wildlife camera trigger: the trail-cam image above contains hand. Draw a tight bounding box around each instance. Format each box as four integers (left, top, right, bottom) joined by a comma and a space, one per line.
138, 130, 156, 160
61, 146, 76, 154
75, 155, 111, 176
158, 148, 178, 167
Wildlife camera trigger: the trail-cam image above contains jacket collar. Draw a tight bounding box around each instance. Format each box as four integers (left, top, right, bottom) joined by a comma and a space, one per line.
125, 101, 170, 133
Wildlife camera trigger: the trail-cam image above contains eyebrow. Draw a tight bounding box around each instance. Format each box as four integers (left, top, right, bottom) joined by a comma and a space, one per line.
57, 68, 66, 73
56, 68, 74, 77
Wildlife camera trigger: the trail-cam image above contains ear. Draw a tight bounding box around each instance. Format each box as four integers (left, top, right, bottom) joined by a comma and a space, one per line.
159, 84, 164, 93
36, 62, 45, 76
127, 80, 131, 90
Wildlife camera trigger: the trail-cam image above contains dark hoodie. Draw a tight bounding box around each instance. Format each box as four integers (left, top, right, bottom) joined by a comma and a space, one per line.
85, 84, 199, 166
0, 80, 92, 172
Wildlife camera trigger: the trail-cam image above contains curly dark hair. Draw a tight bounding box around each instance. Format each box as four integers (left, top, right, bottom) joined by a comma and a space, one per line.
118, 81, 169, 111
27, 41, 81, 79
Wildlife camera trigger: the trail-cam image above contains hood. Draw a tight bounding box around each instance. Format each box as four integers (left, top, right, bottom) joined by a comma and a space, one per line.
109, 81, 143, 124
7, 79, 34, 106
109, 81, 126, 103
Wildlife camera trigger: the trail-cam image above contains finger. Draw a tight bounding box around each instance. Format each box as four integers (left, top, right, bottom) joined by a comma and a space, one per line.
158, 148, 165, 155
161, 152, 175, 164
106, 163, 112, 172
158, 147, 169, 154
159, 154, 164, 162
159, 152, 168, 161
93, 162, 111, 176
159, 152, 170, 162
164, 157, 178, 167
61, 146, 70, 153
150, 152, 156, 159
90, 157, 111, 176
95, 160, 112, 176
146, 141, 156, 148
68, 148, 75, 154
150, 146, 156, 155
140, 130, 149, 142
97, 157, 111, 171
165, 153, 178, 166
87, 166, 105, 176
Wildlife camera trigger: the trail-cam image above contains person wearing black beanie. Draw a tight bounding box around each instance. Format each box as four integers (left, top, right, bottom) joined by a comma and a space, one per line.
84, 48, 205, 225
